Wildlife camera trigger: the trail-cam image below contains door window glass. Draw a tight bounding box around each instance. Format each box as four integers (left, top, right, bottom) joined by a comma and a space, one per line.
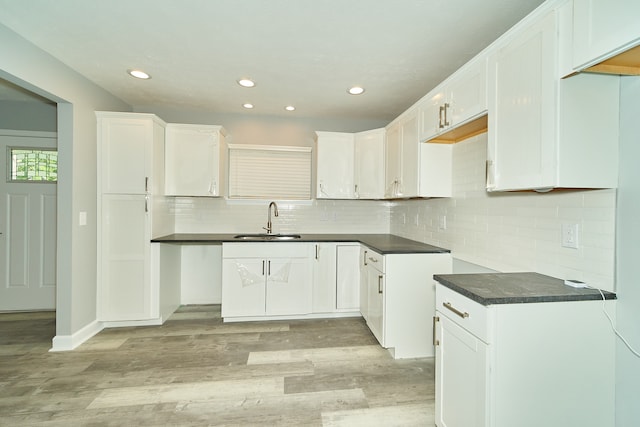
8, 148, 58, 182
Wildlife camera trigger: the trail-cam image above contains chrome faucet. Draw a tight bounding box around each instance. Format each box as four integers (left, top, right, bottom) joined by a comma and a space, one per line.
263, 201, 279, 234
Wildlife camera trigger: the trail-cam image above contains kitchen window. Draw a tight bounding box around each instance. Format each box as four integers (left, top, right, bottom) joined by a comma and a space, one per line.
227, 144, 311, 199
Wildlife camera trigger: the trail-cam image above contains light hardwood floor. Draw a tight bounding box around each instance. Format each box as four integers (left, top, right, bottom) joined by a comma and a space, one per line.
0, 306, 435, 426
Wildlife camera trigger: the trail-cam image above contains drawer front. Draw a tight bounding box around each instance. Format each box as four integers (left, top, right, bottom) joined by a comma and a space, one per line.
363, 248, 385, 273
222, 242, 311, 259
436, 283, 489, 342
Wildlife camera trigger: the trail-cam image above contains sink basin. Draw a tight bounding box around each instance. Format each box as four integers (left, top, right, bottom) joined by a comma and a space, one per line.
233, 233, 302, 241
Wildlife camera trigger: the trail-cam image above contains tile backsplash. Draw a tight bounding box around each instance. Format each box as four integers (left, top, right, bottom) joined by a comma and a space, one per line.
391, 134, 616, 291
172, 198, 391, 234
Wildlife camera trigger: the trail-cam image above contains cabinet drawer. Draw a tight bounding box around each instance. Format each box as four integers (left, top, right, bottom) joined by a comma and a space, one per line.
436, 284, 489, 343
363, 248, 385, 274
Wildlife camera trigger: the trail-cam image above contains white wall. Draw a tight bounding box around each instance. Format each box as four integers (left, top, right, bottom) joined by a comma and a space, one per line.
0, 24, 130, 343
615, 76, 640, 427
0, 99, 56, 131
391, 134, 616, 291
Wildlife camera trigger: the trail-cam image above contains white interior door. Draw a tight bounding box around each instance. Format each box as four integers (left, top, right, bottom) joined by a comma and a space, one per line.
0, 131, 57, 311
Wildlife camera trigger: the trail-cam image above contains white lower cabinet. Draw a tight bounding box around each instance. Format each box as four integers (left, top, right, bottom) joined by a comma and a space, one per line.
311, 243, 360, 313
221, 243, 313, 319
360, 248, 452, 358
434, 283, 615, 427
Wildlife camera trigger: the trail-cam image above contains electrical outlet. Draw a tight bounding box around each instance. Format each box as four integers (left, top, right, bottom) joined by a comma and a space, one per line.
561, 223, 579, 249
438, 215, 447, 230
402, 213, 406, 225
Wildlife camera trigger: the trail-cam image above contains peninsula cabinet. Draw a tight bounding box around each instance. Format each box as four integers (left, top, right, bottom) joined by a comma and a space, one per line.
221, 243, 313, 319
418, 56, 487, 143
165, 123, 226, 197
572, 0, 640, 71
486, 6, 620, 192
96, 112, 167, 323
434, 282, 615, 427
316, 131, 355, 199
359, 248, 452, 359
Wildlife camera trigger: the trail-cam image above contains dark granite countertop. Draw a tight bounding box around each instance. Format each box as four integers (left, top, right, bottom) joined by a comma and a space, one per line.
151, 233, 449, 255
434, 272, 616, 306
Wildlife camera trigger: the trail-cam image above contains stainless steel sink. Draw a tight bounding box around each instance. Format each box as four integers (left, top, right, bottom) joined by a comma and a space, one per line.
233, 233, 302, 241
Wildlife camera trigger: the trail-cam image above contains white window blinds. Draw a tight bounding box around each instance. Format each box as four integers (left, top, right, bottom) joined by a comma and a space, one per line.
228, 144, 312, 199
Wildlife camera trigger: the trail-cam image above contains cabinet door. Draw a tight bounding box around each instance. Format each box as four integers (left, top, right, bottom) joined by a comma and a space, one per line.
221, 258, 266, 317
336, 245, 360, 311
435, 313, 488, 427
99, 115, 153, 195
573, 0, 640, 69
418, 89, 446, 142
165, 125, 222, 197
384, 123, 401, 198
487, 10, 556, 191
447, 58, 487, 127
399, 112, 419, 197
311, 243, 337, 313
100, 194, 151, 321
359, 247, 369, 320
316, 132, 355, 199
266, 258, 312, 315
366, 264, 385, 346
354, 129, 385, 199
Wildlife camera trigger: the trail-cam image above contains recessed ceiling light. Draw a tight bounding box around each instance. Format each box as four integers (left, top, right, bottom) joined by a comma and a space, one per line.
242, 103, 254, 109
285, 105, 296, 111
127, 69, 151, 79
347, 86, 365, 95
237, 78, 255, 88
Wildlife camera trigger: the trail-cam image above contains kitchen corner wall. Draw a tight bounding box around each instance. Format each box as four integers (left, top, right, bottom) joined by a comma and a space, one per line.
391, 134, 616, 292
173, 198, 391, 234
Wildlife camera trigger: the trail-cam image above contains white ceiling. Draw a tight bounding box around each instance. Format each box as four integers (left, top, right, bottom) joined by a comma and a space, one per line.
0, 0, 545, 122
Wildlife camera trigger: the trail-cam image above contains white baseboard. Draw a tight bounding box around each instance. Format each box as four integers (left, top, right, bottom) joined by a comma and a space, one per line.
50, 319, 104, 352
223, 311, 362, 323
101, 318, 163, 328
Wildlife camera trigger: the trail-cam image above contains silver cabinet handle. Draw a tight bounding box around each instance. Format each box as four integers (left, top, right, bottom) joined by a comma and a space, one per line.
433, 316, 440, 346
363, 250, 368, 266
378, 275, 383, 294
315, 244, 319, 260
438, 105, 445, 129
262, 260, 265, 276
144, 196, 149, 213
443, 302, 469, 319
368, 257, 378, 263
145, 177, 149, 193
443, 102, 450, 127
268, 260, 271, 276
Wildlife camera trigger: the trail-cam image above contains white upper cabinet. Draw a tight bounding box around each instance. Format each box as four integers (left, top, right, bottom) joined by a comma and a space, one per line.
385, 109, 420, 198
486, 5, 619, 192
316, 131, 355, 199
165, 124, 226, 197
97, 112, 166, 195
354, 128, 385, 199
572, 0, 640, 70
418, 57, 488, 143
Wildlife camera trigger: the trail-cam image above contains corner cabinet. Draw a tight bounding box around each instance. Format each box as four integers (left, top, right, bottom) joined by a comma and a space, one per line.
486, 5, 620, 192
385, 109, 419, 198
165, 123, 226, 197
359, 248, 452, 359
97, 112, 167, 323
354, 129, 385, 199
311, 243, 360, 314
316, 131, 355, 199
221, 243, 313, 319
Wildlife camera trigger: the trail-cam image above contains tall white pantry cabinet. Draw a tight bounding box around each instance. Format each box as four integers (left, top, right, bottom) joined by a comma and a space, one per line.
96, 112, 168, 323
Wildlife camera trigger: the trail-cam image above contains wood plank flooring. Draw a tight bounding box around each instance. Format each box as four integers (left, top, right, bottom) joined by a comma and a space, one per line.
0, 306, 435, 426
